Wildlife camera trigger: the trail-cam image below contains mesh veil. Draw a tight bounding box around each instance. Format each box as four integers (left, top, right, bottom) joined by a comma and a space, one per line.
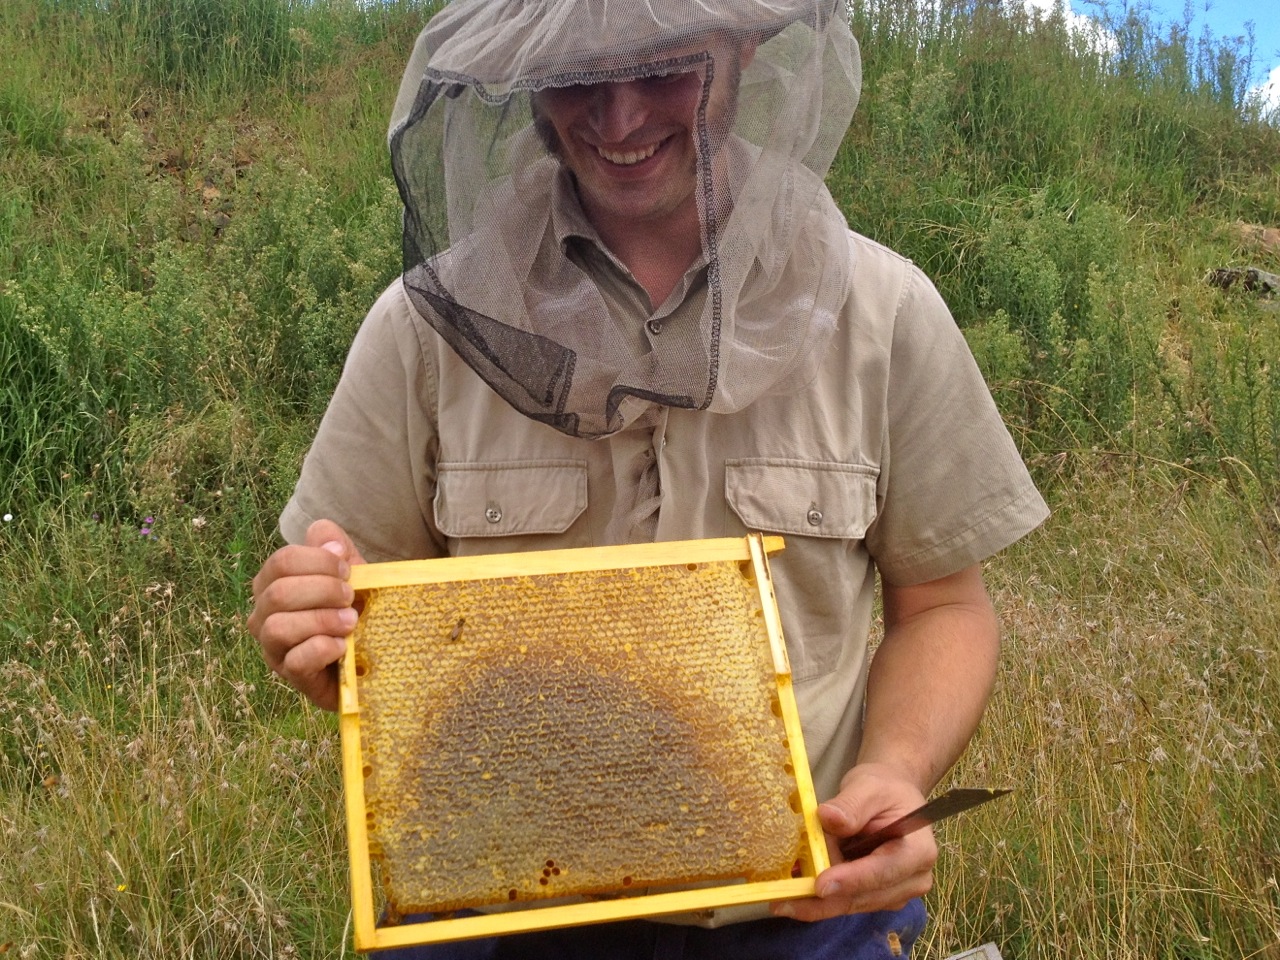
390, 0, 861, 439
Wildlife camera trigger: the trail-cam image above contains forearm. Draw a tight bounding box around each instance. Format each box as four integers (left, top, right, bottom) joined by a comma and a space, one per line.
854, 564, 1000, 794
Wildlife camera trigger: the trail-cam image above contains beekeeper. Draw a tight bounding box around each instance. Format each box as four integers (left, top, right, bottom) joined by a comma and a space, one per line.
249, 1, 1048, 956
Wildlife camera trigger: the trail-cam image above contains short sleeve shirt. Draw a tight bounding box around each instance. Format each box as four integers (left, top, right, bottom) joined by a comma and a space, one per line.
282, 227, 1049, 807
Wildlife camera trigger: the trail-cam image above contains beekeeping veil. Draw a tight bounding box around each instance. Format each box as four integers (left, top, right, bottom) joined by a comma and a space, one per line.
390, 0, 861, 439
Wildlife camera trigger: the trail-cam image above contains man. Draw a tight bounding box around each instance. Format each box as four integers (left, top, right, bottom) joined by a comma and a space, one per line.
249, 1, 1048, 956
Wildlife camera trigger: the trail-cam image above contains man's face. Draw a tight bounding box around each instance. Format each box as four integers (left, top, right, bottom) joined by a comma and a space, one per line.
532, 43, 745, 235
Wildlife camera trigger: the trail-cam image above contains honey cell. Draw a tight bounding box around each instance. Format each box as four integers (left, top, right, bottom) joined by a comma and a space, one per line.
351, 560, 803, 915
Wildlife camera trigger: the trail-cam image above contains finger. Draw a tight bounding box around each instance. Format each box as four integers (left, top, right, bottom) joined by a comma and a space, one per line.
823, 834, 936, 897
815, 798, 885, 867
818, 788, 918, 841
256, 571, 355, 621
251, 576, 355, 666
768, 849, 931, 926
277, 634, 346, 712
772, 866, 931, 921
818, 794, 867, 838
253, 545, 350, 602
305, 519, 367, 566
773, 830, 937, 921
257, 604, 359, 670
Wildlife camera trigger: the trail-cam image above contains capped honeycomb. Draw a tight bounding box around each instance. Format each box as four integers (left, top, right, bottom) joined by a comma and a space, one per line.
349, 555, 804, 916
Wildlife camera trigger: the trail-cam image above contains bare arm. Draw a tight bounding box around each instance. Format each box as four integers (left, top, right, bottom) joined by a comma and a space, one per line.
774, 563, 999, 919
858, 562, 999, 790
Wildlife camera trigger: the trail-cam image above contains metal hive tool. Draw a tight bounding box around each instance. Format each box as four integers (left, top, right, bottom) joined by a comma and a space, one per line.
339, 535, 828, 951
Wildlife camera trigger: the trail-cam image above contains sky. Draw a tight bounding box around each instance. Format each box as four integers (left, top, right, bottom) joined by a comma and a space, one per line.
1146, 0, 1280, 112
1023, 0, 1280, 115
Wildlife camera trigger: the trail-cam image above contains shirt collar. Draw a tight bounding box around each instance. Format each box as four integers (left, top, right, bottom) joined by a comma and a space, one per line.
547, 163, 708, 313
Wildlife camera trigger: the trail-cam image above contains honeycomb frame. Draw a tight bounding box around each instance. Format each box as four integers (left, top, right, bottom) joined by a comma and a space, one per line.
339, 534, 828, 952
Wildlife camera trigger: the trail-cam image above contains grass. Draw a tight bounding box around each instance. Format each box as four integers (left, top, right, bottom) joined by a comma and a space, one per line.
927, 466, 1279, 957
0, 0, 1278, 956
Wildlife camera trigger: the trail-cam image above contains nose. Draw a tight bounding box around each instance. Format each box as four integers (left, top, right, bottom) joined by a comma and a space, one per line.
588, 80, 649, 142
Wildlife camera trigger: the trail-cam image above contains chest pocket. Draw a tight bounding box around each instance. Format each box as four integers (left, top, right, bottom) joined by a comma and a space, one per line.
725, 460, 877, 538
434, 460, 589, 551
724, 459, 879, 681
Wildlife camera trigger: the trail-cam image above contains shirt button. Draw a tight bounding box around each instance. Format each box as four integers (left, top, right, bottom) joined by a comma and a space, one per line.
485, 506, 503, 524
806, 507, 823, 526
646, 318, 663, 335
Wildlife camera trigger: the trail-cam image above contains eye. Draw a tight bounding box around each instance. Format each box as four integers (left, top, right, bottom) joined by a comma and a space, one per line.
643, 70, 698, 91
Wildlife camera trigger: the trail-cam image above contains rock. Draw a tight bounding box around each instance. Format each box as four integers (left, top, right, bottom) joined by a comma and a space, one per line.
1235, 221, 1280, 255
1206, 267, 1279, 295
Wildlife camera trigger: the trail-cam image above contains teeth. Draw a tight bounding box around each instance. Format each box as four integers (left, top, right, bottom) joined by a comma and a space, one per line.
598, 142, 659, 166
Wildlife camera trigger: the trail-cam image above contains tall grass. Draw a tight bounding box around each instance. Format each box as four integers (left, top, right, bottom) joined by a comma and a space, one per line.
924, 467, 1279, 957
1, 0, 1278, 956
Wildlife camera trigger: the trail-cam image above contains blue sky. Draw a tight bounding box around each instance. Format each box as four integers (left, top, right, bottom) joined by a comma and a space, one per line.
1027, 0, 1280, 113
1145, 0, 1280, 109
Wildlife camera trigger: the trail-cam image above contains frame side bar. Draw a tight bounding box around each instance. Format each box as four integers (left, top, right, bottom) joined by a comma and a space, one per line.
747, 533, 829, 878
340, 638, 379, 950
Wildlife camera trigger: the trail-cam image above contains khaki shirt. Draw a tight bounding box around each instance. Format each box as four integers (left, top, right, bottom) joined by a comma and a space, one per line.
281, 217, 1048, 923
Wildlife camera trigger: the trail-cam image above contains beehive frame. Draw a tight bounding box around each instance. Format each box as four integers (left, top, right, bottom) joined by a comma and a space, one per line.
339, 534, 828, 952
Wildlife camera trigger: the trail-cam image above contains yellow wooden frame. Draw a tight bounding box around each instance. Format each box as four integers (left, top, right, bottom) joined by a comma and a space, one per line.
339, 534, 828, 952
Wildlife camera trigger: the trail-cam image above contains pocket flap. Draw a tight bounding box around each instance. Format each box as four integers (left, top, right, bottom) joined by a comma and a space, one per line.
435, 461, 588, 538
725, 459, 878, 539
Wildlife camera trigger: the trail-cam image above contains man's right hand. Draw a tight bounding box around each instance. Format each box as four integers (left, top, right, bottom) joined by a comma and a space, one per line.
248, 519, 366, 712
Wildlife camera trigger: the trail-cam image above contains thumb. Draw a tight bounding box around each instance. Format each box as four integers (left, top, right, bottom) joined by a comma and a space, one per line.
818, 794, 867, 840
304, 519, 367, 566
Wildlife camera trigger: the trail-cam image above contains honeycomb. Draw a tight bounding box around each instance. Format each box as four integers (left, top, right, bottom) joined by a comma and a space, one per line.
349, 556, 804, 916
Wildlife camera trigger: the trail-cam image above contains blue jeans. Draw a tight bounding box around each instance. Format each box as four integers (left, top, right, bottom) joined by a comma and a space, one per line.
372, 900, 926, 959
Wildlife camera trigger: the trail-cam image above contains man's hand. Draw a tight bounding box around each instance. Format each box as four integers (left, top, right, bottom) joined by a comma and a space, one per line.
247, 519, 366, 711
772, 563, 998, 922
770, 764, 936, 921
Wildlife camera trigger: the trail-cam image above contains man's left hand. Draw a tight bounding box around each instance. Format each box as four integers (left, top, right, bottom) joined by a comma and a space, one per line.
770, 763, 936, 921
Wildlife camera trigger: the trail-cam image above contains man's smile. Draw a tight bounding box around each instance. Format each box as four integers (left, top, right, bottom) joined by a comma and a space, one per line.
596, 139, 665, 166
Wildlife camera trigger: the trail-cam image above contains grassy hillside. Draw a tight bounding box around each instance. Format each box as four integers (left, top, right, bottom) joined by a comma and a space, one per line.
1, 0, 1277, 957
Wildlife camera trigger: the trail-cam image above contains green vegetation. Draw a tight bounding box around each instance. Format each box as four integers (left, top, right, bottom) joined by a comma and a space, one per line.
1, 0, 1276, 956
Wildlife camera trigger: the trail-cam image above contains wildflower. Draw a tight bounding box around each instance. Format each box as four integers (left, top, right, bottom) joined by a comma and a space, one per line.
191, 516, 208, 530
2, 514, 11, 522
140, 515, 155, 537
116, 883, 127, 892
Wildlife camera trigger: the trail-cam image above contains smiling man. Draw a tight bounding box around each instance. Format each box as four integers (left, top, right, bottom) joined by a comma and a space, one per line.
248, 2, 1048, 957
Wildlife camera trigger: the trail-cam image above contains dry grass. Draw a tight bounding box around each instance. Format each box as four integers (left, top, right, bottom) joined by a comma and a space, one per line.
925, 463, 1279, 959
0, 535, 352, 959
2, 465, 1275, 958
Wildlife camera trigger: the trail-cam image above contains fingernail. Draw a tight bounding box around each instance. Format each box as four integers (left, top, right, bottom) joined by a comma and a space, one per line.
818, 880, 842, 898
771, 902, 795, 918
321, 540, 344, 556
820, 802, 847, 827
338, 608, 358, 629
